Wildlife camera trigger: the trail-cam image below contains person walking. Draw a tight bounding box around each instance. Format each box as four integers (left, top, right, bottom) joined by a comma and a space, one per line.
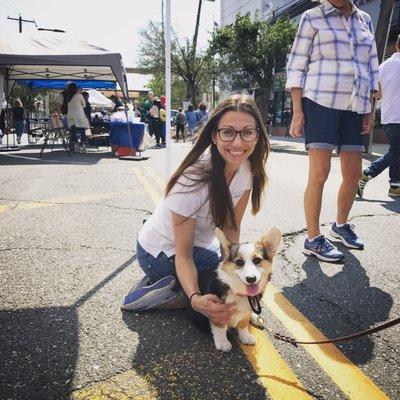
185, 104, 197, 139
358, 34, 400, 198
12, 99, 26, 145
286, 0, 379, 261
174, 108, 187, 142
121, 94, 270, 315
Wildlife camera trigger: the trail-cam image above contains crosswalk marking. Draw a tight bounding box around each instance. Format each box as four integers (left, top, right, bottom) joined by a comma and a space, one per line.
264, 285, 389, 399
134, 165, 312, 399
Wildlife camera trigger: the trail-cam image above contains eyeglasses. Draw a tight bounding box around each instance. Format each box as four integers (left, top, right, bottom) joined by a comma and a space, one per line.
216, 128, 260, 142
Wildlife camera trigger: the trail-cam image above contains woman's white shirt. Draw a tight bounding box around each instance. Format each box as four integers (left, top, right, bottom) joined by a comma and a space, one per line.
138, 156, 253, 258
67, 93, 88, 128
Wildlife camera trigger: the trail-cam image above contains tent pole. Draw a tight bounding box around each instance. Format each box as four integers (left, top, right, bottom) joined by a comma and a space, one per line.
0, 67, 20, 152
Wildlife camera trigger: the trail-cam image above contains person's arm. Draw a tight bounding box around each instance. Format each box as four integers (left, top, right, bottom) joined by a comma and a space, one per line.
285, 13, 314, 138
289, 88, 304, 137
171, 211, 236, 325
223, 189, 251, 243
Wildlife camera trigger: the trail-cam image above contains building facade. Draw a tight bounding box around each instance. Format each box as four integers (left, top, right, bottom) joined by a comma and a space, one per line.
220, 0, 400, 139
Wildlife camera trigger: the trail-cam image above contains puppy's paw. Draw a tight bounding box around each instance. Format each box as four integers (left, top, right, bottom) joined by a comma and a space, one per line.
238, 328, 256, 345
214, 338, 232, 352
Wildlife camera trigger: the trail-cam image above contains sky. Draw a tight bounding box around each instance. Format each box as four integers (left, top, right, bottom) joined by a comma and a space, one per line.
0, 0, 221, 68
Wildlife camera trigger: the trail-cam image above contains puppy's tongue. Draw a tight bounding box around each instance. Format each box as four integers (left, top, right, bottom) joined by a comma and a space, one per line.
246, 283, 259, 297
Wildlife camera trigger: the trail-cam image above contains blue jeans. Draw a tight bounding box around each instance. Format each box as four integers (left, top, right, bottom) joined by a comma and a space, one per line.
365, 124, 400, 184
136, 241, 221, 285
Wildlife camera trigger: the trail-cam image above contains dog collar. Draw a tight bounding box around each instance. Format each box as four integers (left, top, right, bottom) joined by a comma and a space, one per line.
247, 295, 262, 315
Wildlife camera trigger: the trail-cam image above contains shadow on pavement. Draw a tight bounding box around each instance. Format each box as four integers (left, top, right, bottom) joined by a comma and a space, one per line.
122, 310, 267, 400
281, 249, 393, 365
0, 255, 136, 400
0, 146, 115, 166
354, 196, 400, 213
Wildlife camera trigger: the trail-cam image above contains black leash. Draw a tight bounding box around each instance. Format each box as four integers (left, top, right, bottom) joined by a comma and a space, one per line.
255, 315, 400, 348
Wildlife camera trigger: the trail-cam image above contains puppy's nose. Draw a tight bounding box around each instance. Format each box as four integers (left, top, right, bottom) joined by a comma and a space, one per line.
246, 276, 257, 284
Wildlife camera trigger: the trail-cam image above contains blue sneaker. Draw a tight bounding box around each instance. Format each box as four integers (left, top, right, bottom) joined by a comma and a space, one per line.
303, 235, 344, 262
330, 223, 364, 249
121, 275, 177, 311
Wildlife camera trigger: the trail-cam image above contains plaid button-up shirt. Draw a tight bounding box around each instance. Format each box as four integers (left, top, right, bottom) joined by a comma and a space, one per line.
285, 1, 379, 114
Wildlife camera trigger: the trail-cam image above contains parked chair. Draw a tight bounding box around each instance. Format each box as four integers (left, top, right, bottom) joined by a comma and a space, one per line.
39, 115, 71, 158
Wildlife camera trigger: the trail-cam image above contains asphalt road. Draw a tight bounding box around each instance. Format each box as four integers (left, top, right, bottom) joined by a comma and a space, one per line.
0, 141, 399, 400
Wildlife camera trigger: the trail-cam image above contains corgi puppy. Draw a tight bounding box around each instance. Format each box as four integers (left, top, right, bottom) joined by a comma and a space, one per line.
186, 227, 282, 352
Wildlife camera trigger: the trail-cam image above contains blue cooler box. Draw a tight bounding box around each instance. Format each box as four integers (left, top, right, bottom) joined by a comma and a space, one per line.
109, 122, 145, 149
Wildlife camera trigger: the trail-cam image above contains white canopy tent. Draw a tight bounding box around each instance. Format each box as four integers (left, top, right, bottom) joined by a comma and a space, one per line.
0, 30, 129, 103
87, 89, 114, 108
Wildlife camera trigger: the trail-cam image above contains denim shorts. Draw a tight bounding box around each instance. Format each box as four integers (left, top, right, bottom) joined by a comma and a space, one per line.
302, 97, 364, 153
136, 241, 221, 284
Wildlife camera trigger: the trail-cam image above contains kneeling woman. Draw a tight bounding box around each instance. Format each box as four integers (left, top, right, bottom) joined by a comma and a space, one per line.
122, 94, 270, 326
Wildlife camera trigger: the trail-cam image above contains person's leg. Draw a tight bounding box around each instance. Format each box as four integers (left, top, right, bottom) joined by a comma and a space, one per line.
304, 149, 332, 238
385, 125, 400, 188
331, 111, 364, 249
337, 151, 363, 224
121, 242, 178, 311
69, 125, 77, 150
365, 124, 400, 180
301, 98, 344, 261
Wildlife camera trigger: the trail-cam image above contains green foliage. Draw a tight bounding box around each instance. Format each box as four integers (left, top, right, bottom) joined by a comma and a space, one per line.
138, 20, 213, 106
208, 13, 297, 115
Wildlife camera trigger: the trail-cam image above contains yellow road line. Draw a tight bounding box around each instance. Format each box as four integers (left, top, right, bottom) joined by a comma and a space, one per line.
143, 166, 166, 192
137, 165, 311, 399
0, 191, 132, 214
132, 167, 162, 203
264, 285, 389, 400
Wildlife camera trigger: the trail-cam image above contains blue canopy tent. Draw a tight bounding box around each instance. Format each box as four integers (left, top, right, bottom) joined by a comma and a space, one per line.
16, 79, 116, 90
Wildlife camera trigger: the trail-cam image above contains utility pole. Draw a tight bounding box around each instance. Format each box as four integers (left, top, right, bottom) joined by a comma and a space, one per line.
375, 0, 395, 62
7, 15, 35, 33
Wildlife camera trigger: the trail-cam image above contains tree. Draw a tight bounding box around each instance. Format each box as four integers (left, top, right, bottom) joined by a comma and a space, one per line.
208, 13, 297, 120
138, 20, 212, 107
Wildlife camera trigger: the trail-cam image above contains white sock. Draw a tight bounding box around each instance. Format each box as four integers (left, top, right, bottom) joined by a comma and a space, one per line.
308, 235, 321, 242
336, 222, 346, 228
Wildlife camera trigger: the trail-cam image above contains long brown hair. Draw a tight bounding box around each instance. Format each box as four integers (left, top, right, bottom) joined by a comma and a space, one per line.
165, 94, 270, 230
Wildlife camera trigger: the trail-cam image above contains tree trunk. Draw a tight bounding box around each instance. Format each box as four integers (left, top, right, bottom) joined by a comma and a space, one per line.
186, 81, 197, 106
255, 86, 270, 126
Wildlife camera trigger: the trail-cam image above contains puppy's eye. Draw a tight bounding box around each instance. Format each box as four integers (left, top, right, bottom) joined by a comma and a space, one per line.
252, 257, 262, 264
235, 259, 245, 267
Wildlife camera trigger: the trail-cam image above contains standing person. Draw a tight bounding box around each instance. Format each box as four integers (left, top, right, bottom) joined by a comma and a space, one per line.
358, 34, 400, 198
142, 91, 155, 135
82, 91, 92, 130
12, 99, 26, 144
149, 97, 162, 147
159, 102, 167, 147
196, 102, 210, 131
185, 104, 197, 139
0, 108, 5, 144
265, 114, 272, 136
65, 83, 88, 153
56, 87, 68, 128
121, 94, 270, 314
286, 0, 379, 261
174, 108, 187, 142
282, 109, 291, 137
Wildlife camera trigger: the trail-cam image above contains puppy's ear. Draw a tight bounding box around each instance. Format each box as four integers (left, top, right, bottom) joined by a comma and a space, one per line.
259, 227, 282, 260
214, 228, 231, 262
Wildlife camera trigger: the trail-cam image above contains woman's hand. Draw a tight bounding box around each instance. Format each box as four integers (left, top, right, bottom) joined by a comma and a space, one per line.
289, 111, 305, 137
361, 113, 373, 135
192, 294, 236, 326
